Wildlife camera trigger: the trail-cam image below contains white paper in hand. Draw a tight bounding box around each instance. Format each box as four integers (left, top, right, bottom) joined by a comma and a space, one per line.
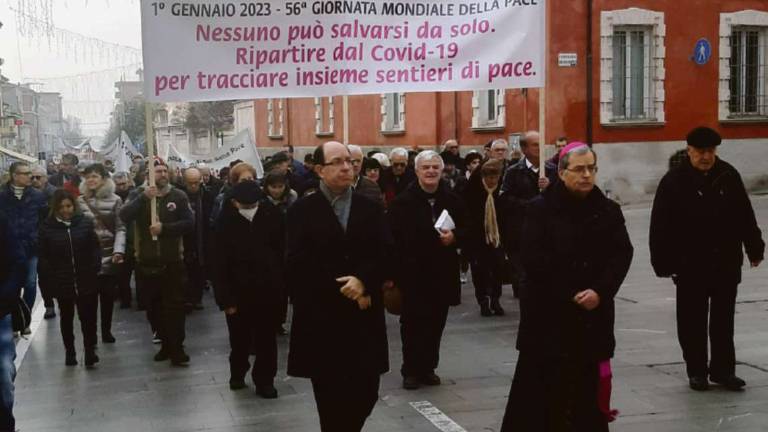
434, 209, 456, 233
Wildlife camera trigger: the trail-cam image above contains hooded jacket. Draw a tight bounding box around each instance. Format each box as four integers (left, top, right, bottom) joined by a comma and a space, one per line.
77, 178, 127, 275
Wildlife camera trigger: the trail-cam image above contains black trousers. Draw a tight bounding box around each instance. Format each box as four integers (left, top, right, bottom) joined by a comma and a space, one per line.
311, 373, 380, 432
184, 259, 205, 305
57, 294, 97, 352
117, 255, 135, 306
225, 310, 277, 384
138, 263, 187, 355
675, 278, 737, 378
501, 352, 608, 432
470, 245, 505, 303
96, 275, 116, 334
400, 305, 449, 377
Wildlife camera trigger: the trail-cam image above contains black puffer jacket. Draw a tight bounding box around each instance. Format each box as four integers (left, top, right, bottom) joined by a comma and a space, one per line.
517, 182, 633, 361
37, 214, 101, 299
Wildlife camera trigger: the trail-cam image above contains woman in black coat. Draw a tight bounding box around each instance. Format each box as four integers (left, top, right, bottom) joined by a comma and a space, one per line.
213, 181, 285, 398
463, 158, 507, 316
38, 190, 101, 367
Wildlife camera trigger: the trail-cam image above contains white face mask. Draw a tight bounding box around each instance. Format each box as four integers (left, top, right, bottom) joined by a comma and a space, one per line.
238, 206, 258, 222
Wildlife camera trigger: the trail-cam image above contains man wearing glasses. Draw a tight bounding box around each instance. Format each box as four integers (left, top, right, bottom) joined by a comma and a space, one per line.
48, 153, 82, 198
380, 147, 416, 206
286, 141, 390, 432
30, 165, 58, 319
30, 165, 56, 203
501, 142, 633, 431
0, 162, 48, 334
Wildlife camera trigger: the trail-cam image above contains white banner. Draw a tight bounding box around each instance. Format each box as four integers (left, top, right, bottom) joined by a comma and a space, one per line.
141, 0, 546, 102
100, 131, 142, 173
166, 129, 265, 178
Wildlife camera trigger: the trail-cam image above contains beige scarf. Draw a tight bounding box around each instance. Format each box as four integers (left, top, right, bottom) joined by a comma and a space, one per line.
482, 178, 501, 248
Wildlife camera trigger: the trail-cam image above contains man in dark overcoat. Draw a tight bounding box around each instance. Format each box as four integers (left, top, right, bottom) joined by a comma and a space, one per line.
286, 141, 390, 432
501, 142, 633, 431
388, 150, 467, 390
650, 126, 764, 391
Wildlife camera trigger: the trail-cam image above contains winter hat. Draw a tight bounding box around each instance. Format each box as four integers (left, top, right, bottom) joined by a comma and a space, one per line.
686, 126, 721, 148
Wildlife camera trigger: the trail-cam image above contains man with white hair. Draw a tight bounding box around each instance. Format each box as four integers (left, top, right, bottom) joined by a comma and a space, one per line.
439, 139, 464, 172
348, 145, 383, 204
388, 150, 467, 390
380, 147, 416, 205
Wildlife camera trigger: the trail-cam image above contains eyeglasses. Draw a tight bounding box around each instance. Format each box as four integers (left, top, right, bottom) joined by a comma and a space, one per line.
15, 171, 31, 176
392, 162, 407, 168
565, 165, 598, 175
350, 158, 362, 166
30, 176, 43, 180
322, 158, 353, 167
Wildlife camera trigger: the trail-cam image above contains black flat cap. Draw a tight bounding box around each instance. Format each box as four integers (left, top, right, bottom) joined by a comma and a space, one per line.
686, 127, 721, 148
231, 180, 263, 204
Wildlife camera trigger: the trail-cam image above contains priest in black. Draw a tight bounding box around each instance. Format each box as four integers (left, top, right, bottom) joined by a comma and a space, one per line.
388, 150, 467, 390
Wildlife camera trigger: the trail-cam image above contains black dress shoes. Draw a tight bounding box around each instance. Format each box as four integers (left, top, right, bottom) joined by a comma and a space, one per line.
710, 375, 746, 391
689, 376, 709, 391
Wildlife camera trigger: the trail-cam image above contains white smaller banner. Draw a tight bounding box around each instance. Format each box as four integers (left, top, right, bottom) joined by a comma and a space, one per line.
100, 131, 142, 172
166, 129, 265, 178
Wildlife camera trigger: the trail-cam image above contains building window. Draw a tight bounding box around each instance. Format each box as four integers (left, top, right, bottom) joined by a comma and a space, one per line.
729, 27, 767, 117
612, 27, 654, 120
600, 8, 666, 125
472, 89, 505, 129
267, 99, 283, 138
315, 97, 334, 136
381, 93, 405, 133
719, 11, 768, 121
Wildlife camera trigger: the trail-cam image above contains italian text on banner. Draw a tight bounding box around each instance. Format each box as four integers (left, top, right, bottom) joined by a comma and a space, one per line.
141, 0, 546, 102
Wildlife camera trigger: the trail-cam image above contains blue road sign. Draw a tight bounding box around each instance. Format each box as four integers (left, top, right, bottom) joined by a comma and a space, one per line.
693, 39, 712, 65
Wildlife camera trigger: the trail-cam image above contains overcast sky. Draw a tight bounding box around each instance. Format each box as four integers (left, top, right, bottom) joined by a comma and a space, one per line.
1, 0, 143, 135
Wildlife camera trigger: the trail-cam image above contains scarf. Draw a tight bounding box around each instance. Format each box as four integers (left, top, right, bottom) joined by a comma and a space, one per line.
482, 178, 500, 248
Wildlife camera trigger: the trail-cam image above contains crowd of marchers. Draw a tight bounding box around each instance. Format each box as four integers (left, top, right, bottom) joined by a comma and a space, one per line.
0, 125, 763, 432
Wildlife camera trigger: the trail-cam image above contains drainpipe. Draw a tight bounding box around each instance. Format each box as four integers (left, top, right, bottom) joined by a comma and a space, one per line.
586, 0, 594, 146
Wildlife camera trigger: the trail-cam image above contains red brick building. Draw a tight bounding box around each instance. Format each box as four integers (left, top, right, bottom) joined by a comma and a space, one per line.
235, 1, 768, 200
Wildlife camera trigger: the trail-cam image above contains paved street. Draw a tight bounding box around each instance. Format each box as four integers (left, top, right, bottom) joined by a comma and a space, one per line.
14, 195, 768, 432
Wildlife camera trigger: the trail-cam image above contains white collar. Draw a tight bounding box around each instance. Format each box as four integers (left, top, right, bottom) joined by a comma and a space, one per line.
525, 158, 539, 173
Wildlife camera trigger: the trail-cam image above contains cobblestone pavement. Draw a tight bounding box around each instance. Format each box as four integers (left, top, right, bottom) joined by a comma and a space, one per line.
14, 196, 768, 432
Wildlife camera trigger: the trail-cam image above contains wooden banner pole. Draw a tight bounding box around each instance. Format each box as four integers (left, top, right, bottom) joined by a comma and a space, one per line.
144, 103, 158, 241
539, 0, 548, 177
343, 95, 350, 145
